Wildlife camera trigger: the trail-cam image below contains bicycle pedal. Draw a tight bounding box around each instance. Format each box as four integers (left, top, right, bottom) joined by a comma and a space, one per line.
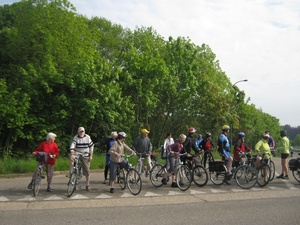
41, 176, 45, 179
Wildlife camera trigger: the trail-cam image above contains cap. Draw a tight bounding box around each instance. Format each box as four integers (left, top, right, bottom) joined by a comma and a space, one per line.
141, 128, 150, 134
78, 127, 85, 132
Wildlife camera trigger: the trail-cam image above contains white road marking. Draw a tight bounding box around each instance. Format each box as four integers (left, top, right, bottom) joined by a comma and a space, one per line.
70, 194, 88, 200
96, 194, 113, 198
0, 196, 9, 201
144, 191, 162, 197
44, 195, 64, 201
17, 195, 36, 201
190, 190, 206, 195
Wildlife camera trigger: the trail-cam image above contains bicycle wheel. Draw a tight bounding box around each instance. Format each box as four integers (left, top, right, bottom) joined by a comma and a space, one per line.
150, 164, 166, 187
118, 168, 126, 190
235, 165, 257, 189
192, 165, 208, 187
269, 160, 275, 181
210, 165, 226, 185
135, 161, 143, 176
292, 168, 300, 183
32, 168, 42, 197
176, 165, 192, 191
67, 172, 77, 197
256, 164, 271, 187
126, 168, 142, 195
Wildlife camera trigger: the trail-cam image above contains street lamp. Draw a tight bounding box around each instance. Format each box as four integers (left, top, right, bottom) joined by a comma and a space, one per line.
230, 79, 248, 148
233, 79, 248, 87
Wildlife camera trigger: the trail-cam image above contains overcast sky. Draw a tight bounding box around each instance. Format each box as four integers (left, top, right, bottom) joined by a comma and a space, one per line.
1, 0, 300, 127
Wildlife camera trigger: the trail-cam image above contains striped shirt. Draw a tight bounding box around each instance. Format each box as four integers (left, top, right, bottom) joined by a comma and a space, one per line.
70, 134, 94, 155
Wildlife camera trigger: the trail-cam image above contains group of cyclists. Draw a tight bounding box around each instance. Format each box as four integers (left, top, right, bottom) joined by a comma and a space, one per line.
27, 124, 290, 194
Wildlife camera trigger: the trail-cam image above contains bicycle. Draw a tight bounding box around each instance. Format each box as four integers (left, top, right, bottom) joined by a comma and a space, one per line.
135, 152, 156, 178
289, 153, 300, 182
67, 152, 89, 197
186, 154, 208, 187
31, 152, 54, 197
150, 152, 192, 191
116, 153, 142, 195
255, 152, 271, 187
234, 151, 257, 189
200, 149, 215, 169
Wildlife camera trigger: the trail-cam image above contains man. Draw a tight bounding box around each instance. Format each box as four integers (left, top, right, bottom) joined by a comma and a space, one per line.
265, 130, 276, 156
218, 125, 233, 185
132, 128, 153, 175
94, 131, 118, 184
182, 127, 200, 164
68, 127, 94, 191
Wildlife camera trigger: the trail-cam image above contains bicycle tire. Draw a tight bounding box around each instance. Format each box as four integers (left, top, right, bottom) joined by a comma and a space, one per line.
176, 165, 192, 191
118, 168, 126, 190
135, 161, 143, 176
150, 164, 166, 187
126, 168, 142, 195
256, 164, 271, 187
269, 160, 275, 181
235, 165, 256, 189
67, 173, 77, 197
33, 168, 41, 197
292, 169, 300, 183
210, 165, 226, 185
192, 165, 208, 187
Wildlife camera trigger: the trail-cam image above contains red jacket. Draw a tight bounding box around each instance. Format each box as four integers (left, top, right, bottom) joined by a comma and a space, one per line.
233, 139, 250, 160
34, 141, 59, 165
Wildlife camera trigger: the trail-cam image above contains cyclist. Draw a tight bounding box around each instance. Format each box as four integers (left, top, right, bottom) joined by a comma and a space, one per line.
233, 132, 250, 169
182, 127, 201, 165
201, 132, 215, 168
217, 125, 233, 185
194, 134, 203, 151
254, 133, 272, 169
94, 131, 118, 184
276, 130, 290, 179
265, 130, 276, 156
161, 134, 186, 187
27, 132, 59, 192
108, 132, 136, 193
68, 127, 94, 191
132, 128, 153, 176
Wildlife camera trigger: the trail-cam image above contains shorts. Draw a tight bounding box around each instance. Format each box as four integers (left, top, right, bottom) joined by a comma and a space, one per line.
70, 154, 90, 176
224, 151, 231, 160
109, 160, 130, 181
281, 153, 289, 159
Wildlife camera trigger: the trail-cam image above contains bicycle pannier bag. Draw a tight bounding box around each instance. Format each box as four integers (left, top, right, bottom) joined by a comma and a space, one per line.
209, 161, 226, 172
288, 159, 299, 171
36, 152, 48, 163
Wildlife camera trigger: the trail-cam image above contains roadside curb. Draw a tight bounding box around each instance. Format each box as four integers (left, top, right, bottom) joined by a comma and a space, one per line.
0, 169, 104, 179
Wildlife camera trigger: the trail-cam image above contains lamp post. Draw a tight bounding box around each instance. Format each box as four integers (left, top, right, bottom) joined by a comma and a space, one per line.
231, 79, 248, 148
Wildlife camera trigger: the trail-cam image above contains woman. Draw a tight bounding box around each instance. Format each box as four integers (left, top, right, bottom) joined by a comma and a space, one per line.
254, 133, 272, 169
161, 134, 186, 187
162, 133, 174, 159
28, 132, 59, 192
277, 130, 290, 179
108, 132, 136, 193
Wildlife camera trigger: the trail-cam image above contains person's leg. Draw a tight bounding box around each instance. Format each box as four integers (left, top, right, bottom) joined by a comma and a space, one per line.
146, 155, 152, 171
104, 155, 110, 183
67, 154, 75, 177
203, 152, 207, 168
109, 161, 118, 192
282, 157, 288, 177
46, 164, 54, 191
81, 157, 91, 190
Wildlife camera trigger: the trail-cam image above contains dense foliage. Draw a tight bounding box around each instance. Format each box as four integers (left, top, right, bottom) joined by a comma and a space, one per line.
0, 0, 286, 158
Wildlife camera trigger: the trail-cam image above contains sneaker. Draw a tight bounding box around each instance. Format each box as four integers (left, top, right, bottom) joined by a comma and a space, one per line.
276, 174, 284, 179
179, 180, 184, 186
224, 180, 231, 185
110, 188, 114, 193
85, 186, 91, 191
283, 175, 289, 179
66, 174, 71, 178
171, 182, 178, 188
47, 187, 52, 192
27, 181, 33, 189
161, 178, 167, 185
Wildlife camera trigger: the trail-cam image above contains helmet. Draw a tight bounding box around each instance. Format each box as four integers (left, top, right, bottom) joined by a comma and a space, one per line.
178, 134, 187, 143
222, 125, 230, 131
118, 132, 127, 139
280, 130, 287, 137
206, 132, 212, 137
188, 127, 196, 133
238, 132, 245, 137
197, 134, 202, 138
262, 134, 270, 139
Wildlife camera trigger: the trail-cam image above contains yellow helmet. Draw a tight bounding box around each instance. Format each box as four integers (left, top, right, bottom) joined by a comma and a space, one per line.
222, 125, 230, 131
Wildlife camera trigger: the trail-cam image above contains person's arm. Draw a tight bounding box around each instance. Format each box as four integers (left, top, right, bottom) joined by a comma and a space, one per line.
124, 144, 136, 155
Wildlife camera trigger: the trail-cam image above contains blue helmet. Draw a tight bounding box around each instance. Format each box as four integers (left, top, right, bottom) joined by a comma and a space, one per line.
238, 132, 245, 137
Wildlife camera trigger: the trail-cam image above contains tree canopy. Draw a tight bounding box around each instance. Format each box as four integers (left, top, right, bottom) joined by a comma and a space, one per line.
0, 0, 285, 157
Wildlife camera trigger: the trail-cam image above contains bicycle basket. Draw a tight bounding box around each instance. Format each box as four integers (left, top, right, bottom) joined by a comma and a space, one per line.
209, 161, 226, 172
151, 154, 158, 162
36, 152, 48, 163
288, 159, 300, 171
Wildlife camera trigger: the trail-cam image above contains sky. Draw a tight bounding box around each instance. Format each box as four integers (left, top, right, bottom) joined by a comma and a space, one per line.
1, 0, 300, 127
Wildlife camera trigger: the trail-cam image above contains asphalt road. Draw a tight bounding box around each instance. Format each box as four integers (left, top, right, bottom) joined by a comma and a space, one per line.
1, 157, 300, 225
